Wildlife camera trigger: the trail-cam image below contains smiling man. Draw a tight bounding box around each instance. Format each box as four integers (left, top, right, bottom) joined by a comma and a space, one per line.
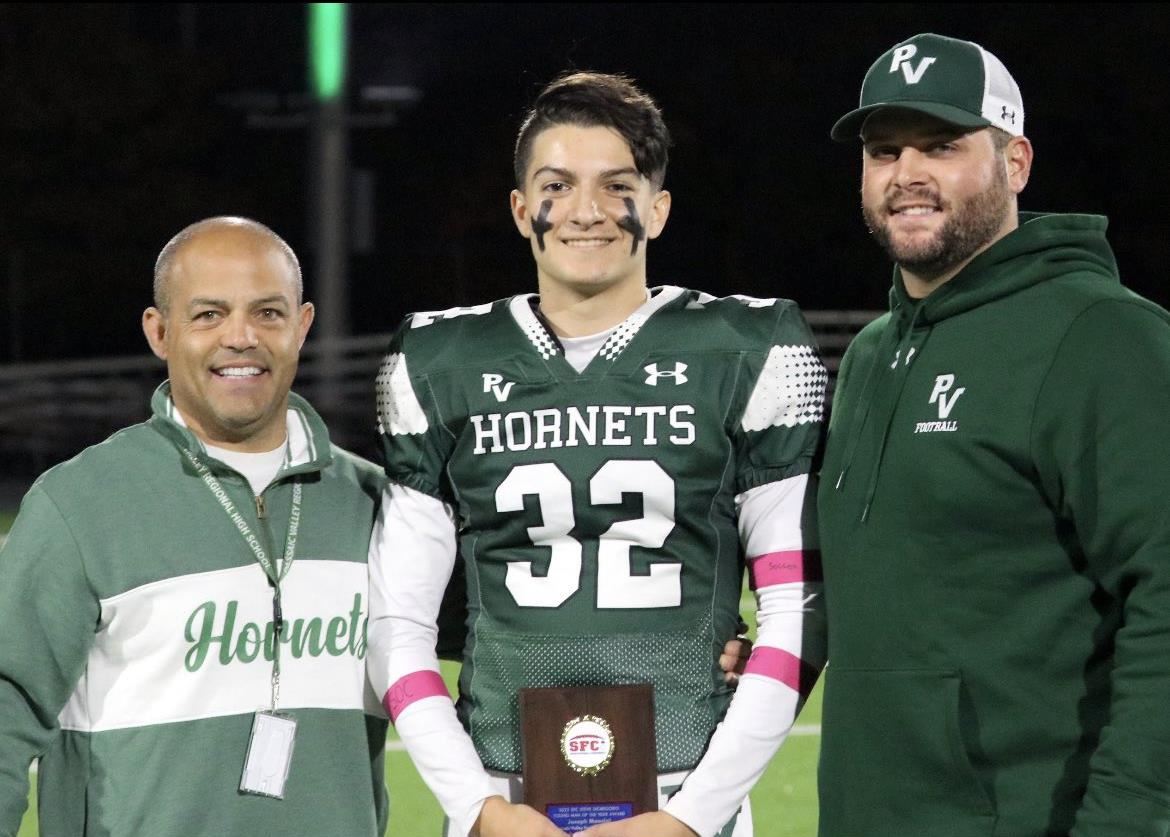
0, 217, 390, 836
818, 34, 1170, 836
367, 72, 827, 837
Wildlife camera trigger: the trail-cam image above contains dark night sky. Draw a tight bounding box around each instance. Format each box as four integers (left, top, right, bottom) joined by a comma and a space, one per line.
2, 3, 1168, 363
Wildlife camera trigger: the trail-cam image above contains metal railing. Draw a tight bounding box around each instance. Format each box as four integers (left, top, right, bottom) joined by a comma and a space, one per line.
0, 310, 881, 477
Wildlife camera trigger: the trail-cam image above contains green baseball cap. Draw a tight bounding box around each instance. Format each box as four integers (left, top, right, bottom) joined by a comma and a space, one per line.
831, 33, 1024, 141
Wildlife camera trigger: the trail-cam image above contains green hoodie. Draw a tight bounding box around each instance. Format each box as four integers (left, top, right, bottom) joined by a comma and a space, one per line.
818, 213, 1170, 836
0, 384, 389, 837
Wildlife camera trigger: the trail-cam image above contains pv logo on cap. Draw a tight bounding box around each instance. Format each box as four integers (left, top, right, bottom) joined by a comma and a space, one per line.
889, 44, 936, 84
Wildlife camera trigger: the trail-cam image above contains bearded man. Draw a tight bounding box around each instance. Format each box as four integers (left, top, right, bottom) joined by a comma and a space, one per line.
817, 33, 1170, 837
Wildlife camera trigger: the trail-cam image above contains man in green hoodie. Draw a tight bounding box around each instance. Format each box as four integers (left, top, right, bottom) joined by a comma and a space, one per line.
818, 33, 1170, 836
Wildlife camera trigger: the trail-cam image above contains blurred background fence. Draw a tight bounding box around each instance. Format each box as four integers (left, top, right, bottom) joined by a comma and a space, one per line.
0, 310, 880, 482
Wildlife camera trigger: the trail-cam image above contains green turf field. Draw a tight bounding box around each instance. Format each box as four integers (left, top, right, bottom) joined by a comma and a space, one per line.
5, 505, 820, 836
18, 686, 819, 837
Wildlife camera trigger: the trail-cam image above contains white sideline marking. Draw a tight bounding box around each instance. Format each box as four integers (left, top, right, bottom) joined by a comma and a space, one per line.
22, 725, 823, 767
28, 723, 824, 764
383, 723, 821, 752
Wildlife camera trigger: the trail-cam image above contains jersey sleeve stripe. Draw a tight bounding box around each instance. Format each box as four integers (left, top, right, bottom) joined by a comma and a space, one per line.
748, 549, 822, 588
384, 670, 450, 722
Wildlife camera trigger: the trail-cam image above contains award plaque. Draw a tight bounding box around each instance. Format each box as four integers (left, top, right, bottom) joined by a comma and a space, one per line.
520, 683, 657, 831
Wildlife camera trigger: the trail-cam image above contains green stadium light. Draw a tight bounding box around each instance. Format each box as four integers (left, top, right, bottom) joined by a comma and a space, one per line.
309, 3, 347, 101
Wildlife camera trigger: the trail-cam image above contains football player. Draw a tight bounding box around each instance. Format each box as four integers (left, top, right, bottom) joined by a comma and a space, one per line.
368, 71, 826, 837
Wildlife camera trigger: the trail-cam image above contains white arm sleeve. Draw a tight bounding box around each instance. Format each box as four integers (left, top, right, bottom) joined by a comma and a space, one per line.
367, 482, 499, 837
663, 473, 827, 837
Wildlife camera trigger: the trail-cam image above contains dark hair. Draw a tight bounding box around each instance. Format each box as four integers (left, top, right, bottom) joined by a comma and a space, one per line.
513, 71, 672, 189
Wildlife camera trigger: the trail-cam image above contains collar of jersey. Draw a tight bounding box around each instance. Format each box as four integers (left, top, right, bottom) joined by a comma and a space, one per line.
508, 285, 687, 372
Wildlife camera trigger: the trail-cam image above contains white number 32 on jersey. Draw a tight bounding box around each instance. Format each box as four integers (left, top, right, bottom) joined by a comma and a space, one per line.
495, 461, 681, 609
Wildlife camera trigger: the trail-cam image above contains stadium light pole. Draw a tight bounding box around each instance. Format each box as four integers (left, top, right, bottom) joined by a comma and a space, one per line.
220, 4, 414, 448
7, 251, 23, 362
309, 2, 348, 419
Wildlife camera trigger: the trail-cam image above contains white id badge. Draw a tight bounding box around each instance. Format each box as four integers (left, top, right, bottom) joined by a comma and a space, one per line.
240, 711, 297, 798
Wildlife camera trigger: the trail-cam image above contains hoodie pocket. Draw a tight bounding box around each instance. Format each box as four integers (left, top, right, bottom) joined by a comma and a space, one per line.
818, 668, 995, 837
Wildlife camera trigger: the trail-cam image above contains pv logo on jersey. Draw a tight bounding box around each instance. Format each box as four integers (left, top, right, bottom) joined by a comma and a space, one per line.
482, 373, 515, 403
644, 362, 688, 386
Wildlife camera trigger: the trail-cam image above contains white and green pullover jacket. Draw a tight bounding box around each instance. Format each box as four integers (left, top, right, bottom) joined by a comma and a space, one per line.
0, 383, 389, 837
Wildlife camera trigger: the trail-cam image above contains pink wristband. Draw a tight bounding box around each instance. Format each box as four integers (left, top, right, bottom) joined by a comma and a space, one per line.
384, 670, 450, 722
748, 549, 822, 588
744, 646, 804, 693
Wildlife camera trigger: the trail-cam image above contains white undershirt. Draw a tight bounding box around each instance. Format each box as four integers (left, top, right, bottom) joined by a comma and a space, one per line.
543, 288, 650, 373
204, 441, 287, 496
559, 328, 615, 373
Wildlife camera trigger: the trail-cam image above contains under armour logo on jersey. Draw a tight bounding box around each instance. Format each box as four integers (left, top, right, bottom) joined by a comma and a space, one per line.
928, 373, 966, 418
889, 44, 936, 84
644, 362, 688, 385
482, 373, 515, 402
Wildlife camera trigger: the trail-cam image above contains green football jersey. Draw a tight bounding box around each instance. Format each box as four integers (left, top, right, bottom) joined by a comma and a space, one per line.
376, 285, 825, 772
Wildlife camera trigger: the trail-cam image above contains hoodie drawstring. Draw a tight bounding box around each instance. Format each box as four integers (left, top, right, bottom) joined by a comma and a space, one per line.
836, 302, 929, 523
833, 321, 900, 492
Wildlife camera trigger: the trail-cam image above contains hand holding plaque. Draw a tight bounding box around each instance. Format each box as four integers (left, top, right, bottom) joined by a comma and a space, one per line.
475, 796, 572, 837
519, 684, 657, 833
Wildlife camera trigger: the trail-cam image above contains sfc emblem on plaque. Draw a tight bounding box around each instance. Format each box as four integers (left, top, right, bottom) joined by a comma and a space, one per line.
560, 715, 614, 776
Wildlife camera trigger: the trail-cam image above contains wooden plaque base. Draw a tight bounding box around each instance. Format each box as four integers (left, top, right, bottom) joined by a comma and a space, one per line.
520, 683, 657, 830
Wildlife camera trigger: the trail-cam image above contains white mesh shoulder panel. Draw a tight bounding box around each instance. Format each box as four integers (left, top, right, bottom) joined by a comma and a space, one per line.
376, 352, 429, 436
741, 344, 827, 431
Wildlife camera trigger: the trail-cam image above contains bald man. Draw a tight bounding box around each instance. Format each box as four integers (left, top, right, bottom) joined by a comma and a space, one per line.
0, 217, 390, 836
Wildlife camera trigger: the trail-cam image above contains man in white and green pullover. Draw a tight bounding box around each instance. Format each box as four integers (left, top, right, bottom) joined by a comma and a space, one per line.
819, 34, 1170, 836
0, 217, 390, 836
